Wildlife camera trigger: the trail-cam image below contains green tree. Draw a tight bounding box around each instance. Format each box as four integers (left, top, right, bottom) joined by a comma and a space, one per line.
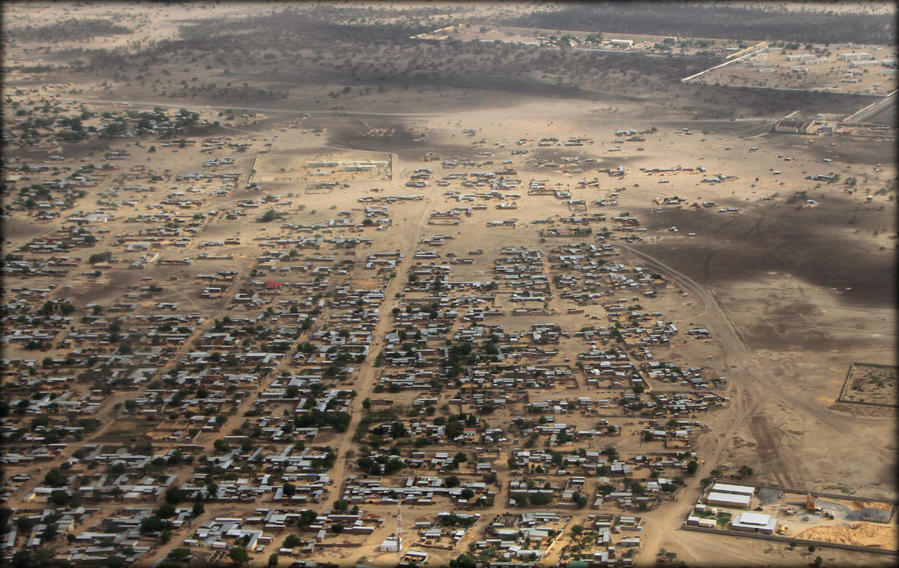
44, 467, 67, 487
156, 503, 176, 519
15, 516, 35, 532
229, 546, 250, 565
268, 552, 279, 567
165, 486, 186, 504
297, 510, 317, 527
449, 554, 477, 568
49, 490, 70, 506
686, 460, 699, 475
258, 208, 278, 223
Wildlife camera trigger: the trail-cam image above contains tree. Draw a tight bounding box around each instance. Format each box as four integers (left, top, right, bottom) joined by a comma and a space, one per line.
460, 488, 475, 500
166, 548, 190, 563
40, 523, 57, 542
573, 492, 588, 508
15, 516, 35, 532
283, 534, 302, 548
11, 550, 31, 568
156, 503, 176, 519
528, 492, 553, 506
449, 554, 477, 568
165, 486, 186, 504
268, 552, 279, 567
686, 460, 699, 475
0, 507, 13, 534
49, 490, 70, 506
258, 208, 278, 223
140, 515, 171, 534
89, 251, 112, 264
191, 502, 204, 518
813, 557, 823, 567
44, 467, 67, 487
229, 546, 250, 565
297, 510, 317, 527
738, 465, 754, 479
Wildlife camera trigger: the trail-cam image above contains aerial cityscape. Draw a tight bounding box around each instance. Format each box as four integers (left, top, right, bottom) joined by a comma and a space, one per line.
1, 2, 896, 567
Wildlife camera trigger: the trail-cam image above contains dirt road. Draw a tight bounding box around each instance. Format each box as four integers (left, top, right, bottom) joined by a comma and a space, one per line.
619, 242, 893, 564
322, 192, 439, 510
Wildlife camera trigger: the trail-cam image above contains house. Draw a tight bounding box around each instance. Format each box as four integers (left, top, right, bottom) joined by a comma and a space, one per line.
380, 535, 402, 552
730, 512, 776, 534
706, 491, 751, 509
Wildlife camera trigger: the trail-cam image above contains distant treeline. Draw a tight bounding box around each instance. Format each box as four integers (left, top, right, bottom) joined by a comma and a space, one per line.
9, 18, 131, 42
504, 3, 896, 46
5, 65, 55, 73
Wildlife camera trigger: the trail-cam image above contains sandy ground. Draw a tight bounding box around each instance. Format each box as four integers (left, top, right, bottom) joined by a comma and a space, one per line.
1, 4, 896, 567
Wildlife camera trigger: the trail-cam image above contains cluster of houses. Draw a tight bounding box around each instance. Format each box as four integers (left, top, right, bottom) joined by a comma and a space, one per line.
0, 100, 758, 567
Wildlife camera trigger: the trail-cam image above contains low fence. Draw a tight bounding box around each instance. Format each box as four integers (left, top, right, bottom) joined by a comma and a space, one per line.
759, 485, 899, 508
837, 362, 898, 408
681, 524, 898, 556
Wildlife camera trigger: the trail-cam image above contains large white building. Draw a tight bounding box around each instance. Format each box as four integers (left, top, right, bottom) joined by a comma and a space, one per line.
731, 512, 777, 534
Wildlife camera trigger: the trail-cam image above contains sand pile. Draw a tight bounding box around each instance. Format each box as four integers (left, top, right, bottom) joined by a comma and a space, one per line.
850, 500, 893, 511
793, 523, 896, 549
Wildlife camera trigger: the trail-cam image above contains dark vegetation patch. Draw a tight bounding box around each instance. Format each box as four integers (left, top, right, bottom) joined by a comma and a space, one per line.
763, 133, 896, 167
635, 200, 895, 308
863, 97, 897, 126
505, 3, 896, 45
325, 117, 422, 155
31, 5, 880, 121
8, 18, 131, 42
841, 363, 898, 407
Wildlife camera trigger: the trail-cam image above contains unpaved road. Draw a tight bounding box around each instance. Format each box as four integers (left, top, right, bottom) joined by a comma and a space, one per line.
618, 242, 892, 565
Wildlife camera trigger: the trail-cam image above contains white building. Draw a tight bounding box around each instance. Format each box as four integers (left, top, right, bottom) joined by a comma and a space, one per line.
731, 512, 777, 534
380, 536, 402, 552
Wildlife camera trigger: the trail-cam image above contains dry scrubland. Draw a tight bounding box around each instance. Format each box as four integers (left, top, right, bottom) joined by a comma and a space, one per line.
1, 2, 897, 568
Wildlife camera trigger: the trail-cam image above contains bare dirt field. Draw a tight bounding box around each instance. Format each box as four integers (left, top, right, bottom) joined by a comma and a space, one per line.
841, 364, 899, 406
